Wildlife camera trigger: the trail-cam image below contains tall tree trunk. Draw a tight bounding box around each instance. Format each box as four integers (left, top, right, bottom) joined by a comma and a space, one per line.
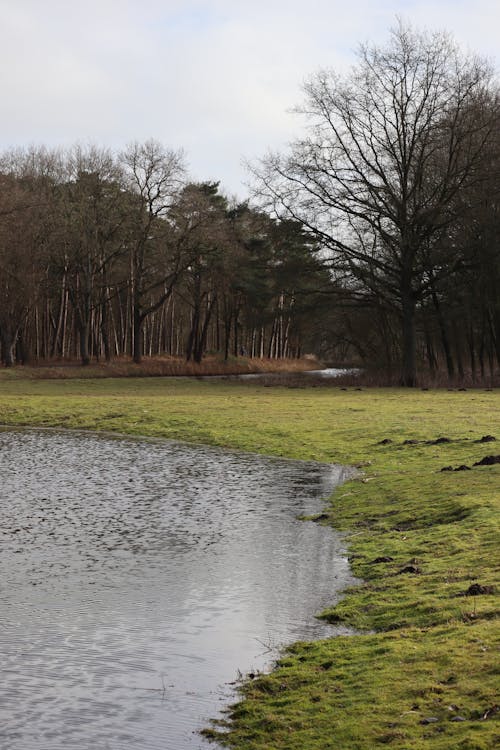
78, 321, 90, 366
431, 290, 454, 378
0, 326, 18, 367
17, 330, 31, 365
101, 282, 112, 363
51, 275, 67, 358
468, 323, 476, 382
133, 305, 143, 364
488, 308, 500, 367
224, 312, 232, 361
193, 295, 217, 363
452, 320, 464, 379
400, 290, 417, 387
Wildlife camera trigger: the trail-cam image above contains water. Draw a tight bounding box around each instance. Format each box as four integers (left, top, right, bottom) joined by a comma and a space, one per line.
234, 367, 356, 380
0, 429, 355, 750
304, 367, 360, 378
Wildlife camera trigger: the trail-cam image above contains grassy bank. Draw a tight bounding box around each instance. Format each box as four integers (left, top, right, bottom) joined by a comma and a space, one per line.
0, 378, 498, 748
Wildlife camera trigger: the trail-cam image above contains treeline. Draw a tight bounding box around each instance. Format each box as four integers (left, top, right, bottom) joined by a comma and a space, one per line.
1, 28, 500, 384
0, 142, 330, 367
307, 127, 500, 383
0, 134, 498, 383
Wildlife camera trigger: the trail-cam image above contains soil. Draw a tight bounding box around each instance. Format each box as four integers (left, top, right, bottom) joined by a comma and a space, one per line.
473, 455, 500, 466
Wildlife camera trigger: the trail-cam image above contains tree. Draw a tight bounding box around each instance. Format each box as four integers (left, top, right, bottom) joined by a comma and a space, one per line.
120, 140, 186, 363
170, 182, 231, 363
51, 145, 129, 365
0, 149, 54, 365
253, 22, 499, 385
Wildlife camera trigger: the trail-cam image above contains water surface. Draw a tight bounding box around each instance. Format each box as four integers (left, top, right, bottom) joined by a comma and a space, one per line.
0, 430, 355, 750
234, 367, 356, 380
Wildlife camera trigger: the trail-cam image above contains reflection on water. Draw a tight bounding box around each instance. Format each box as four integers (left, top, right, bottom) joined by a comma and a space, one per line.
304, 367, 360, 377
234, 367, 356, 380
0, 430, 355, 750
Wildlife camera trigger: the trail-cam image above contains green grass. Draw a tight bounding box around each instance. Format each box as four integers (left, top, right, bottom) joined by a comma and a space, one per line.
0, 377, 498, 749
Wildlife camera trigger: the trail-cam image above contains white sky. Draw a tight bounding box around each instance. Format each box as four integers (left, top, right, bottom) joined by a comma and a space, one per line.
1, 0, 498, 197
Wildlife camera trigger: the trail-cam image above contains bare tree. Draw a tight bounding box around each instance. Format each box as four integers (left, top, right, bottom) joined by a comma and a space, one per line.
252, 22, 499, 385
120, 140, 186, 363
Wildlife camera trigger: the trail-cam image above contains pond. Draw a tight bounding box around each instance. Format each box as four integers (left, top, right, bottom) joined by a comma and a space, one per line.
0, 429, 356, 750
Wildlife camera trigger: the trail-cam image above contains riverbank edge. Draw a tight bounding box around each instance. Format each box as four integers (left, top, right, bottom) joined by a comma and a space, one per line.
203, 483, 498, 745
0, 380, 497, 748
0, 356, 321, 380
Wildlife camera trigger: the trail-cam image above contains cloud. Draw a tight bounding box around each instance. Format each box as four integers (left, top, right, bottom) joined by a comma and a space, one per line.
0, 0, 498, 196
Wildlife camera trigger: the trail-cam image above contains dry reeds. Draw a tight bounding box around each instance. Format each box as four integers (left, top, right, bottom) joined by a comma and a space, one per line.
2, 356, 320, 380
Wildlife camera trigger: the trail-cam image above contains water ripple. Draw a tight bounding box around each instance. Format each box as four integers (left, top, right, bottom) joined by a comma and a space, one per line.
0, 429, 356, 749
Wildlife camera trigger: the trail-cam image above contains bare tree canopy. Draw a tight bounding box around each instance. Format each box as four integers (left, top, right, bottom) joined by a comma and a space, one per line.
0, 26, 498, 380
119, 140, 187, 363
252, 21, 500, 385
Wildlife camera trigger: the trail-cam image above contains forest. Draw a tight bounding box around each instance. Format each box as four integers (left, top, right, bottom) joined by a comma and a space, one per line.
0, 25, 499, 385
0, 142, 329, 368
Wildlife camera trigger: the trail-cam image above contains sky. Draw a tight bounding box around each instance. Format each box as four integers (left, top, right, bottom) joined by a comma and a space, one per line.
0, 0, 499, 197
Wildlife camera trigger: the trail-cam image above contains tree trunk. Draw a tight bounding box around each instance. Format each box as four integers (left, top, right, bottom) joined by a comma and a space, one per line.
193, 296, 216, 363
0, 326, 18, 367
432, 290, 454, 378
133, 306, 143, 364
17, 330, 31, 365
101, 284, 112, 363
400, 292, 417, 387
224, 313, 232, 361
452, 321, 464, 379
78, 321, 90, 366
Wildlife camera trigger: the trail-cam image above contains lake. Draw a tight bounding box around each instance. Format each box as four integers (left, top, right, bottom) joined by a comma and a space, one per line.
0, 429, 355, 749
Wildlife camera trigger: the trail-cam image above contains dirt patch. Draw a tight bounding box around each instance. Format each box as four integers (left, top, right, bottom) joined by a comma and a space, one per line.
465, 583, 495, 596
473, 455, 500, 466
397, 564, 421, 575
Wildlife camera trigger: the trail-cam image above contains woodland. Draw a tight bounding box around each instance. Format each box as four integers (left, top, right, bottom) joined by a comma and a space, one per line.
0, 25, 499, 386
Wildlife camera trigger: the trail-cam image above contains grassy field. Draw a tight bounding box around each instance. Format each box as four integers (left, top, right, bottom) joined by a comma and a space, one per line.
0, 376, 498, 748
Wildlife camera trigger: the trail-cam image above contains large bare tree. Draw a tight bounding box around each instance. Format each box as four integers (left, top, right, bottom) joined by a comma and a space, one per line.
120, 140, 186, 363
252, 22, 499, 385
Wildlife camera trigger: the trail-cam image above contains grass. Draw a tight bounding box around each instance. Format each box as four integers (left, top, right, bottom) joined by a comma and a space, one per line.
0, 376, 498, 749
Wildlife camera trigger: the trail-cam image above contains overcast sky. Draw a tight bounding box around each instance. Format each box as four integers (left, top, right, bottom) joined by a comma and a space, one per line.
1, 0, 498, 196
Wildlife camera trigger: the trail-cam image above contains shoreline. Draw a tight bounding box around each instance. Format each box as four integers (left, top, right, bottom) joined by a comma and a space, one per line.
0, 356, 323, 381
0, 379, 497, 748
